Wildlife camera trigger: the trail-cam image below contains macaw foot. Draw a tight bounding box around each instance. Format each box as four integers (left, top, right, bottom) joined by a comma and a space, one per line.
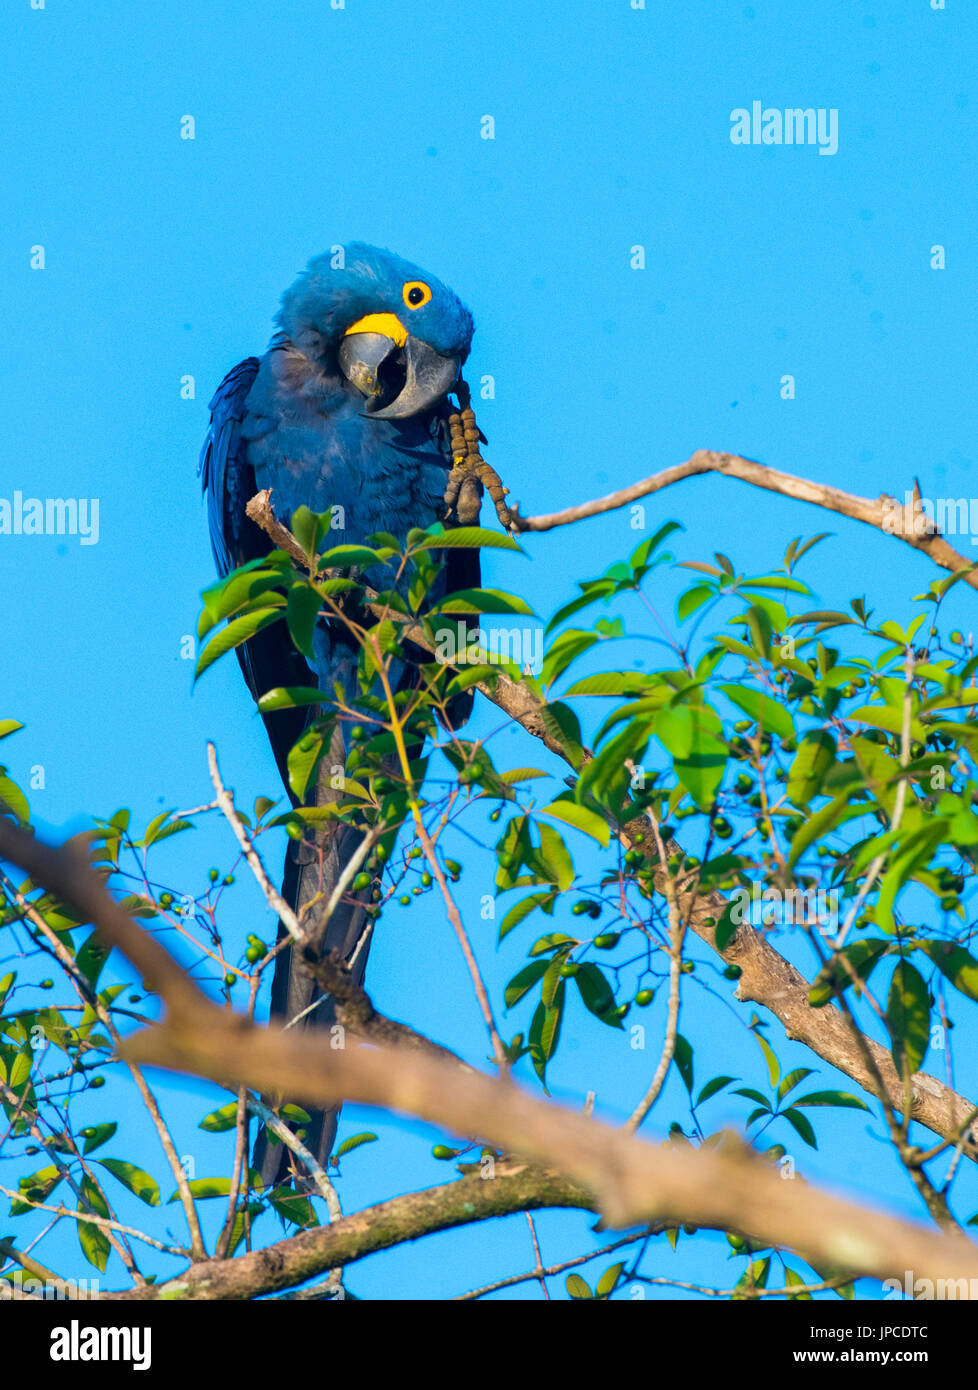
444, 387, 517, 534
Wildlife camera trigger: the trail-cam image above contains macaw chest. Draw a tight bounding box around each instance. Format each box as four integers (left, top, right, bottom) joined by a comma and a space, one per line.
246, 404, 449, 549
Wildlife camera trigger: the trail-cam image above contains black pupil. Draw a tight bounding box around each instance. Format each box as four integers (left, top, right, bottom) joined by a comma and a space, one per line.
408, 287, 424, 305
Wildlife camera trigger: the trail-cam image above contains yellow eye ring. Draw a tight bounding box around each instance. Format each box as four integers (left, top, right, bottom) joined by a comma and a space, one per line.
402, 280, 432, 309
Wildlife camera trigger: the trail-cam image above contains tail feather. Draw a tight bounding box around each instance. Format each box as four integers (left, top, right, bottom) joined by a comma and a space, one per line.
252, 730, 373, 1193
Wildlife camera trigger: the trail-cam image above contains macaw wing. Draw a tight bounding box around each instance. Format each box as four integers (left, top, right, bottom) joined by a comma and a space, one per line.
199, 357, 312, 792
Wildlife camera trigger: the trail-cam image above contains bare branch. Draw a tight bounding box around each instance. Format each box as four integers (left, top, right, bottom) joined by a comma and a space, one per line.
508, 449, 978, 592
207, 741, 304, 945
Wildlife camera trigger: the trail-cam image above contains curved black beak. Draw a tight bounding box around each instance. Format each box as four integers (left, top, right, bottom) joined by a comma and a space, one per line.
337, 332, 393, 402
339, 331, 460, 420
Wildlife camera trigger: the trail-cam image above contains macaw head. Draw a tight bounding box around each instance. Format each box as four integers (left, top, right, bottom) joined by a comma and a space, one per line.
276, 242, 475, 419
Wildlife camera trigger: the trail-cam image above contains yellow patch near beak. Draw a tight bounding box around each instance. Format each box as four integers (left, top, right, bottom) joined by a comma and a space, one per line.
343, 312, 408, 347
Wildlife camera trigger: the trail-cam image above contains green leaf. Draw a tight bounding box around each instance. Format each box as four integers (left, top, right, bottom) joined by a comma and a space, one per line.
77, 1176, 111, 1273
719, 685, 795, 742
714, 900, 739, 952
809, 939, 892, 1006
167, 1177, 231, 1203
787, 793, 863, 870
540, 702, 585, 767
744, 605, 773, 660
673, 1034, 694, 1094
536, 823, 575, 892
287, 724, 331, 802
257, 686, 329, 713
733, 1256, 771, 1299
286, 583, 323, 659
784, 1267, 813, 1300
290, 505, 330, 560
742, 575, 811, 594
199, 1102, 239, 1133
776, 1068, 814, 1103
542, 630, 599, 687
318, 543, 386, 569
753, 1030, 780, 1087
197, 568, 286, 639
528, 983, 565, 1085
677, 584, 715, 622
75, 932, 111, 989
545, 580, 618, 635
917, 940, 978, 1002
498, 891, 556, 943
787, 732, 836, 809
631, 521, 682, 572
574, 963, 621, 1027
565, 1273, 593, 1300
504, 960, 549, 1009
527, 931, 578, 956
541, 950, 570, 1009
849, 704, 927, 743
781, 1108, 818, 1149
96, 1159, 160, 1207
224, 1200, 266, 1256
10, 1165, 62, 1215
655, 704, 694, 760
792, 1090, 870, 1112
887, 959, 929, 1078
539, 800, 610, 846
595, 1261, 625, 1299
498, 767, 549, 784
696, 1075, 736, 1106
414, 526, 523, 553
334, 1132, 378, 1159
195, 607, 284, 679
431, 588, 535, 616
269, 1189, 318, 1228
563, 671, 655, 698
81, 1123, 117, 1156
0, 720, 24, 741
0, 775, 29, 824
656, 702, 727, 809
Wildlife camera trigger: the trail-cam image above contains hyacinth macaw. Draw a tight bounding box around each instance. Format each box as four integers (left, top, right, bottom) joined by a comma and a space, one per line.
199, 244, 480, 1188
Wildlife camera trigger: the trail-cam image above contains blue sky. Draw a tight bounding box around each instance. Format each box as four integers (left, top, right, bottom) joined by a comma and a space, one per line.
1, 0, 976, 1300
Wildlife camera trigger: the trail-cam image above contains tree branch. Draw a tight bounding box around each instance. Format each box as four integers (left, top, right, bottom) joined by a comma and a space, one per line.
240, 490, 978, 1161
3, 817, 977, 1299
508, 449, 978, 592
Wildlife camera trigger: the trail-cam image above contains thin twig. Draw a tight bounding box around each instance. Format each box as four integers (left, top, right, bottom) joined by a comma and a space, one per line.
207, 741, 305, 945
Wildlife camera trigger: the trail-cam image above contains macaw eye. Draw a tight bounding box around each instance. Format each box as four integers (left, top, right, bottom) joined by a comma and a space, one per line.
402, 280, 432, 309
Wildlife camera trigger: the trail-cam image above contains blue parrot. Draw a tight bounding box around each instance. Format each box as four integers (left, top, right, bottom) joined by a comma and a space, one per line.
199, 244, 480, 1189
